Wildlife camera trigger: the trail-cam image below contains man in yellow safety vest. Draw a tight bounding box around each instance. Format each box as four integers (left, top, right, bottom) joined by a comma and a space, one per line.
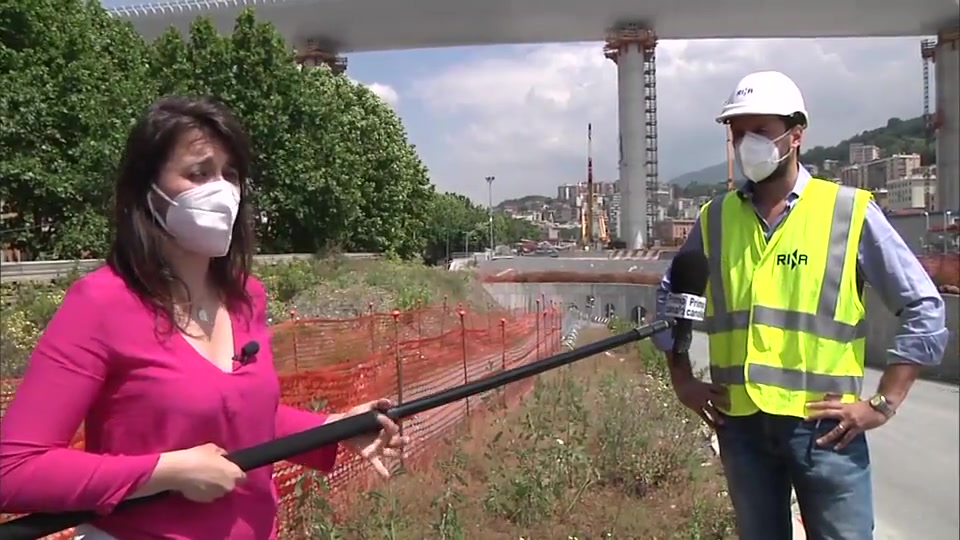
653, 70, 949, 540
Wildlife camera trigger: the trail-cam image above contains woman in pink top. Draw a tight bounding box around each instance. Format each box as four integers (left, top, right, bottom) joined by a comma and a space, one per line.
0, 96, 407, 539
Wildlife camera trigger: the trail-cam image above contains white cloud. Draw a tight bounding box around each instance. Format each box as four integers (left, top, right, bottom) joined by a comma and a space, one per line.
412, 38, 929, 202
366, 81, 400, 106
350, 77, 400, 106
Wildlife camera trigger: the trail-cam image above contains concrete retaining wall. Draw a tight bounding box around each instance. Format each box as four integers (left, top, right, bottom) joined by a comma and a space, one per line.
485, 282, 959, 383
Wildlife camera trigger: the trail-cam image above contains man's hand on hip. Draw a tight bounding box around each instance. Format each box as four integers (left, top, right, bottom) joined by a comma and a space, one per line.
805, 394, 891, 450
674, 379, 729, 429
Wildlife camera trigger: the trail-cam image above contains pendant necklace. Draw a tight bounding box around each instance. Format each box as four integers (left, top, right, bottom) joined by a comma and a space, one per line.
196, 305, 212, 324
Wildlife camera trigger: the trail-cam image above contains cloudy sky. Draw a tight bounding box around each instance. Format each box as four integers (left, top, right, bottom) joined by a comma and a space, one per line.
353, 38, 928, 204
100, 3, 930, 204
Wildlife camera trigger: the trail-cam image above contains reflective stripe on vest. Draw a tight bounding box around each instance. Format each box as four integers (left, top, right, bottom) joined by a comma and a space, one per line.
701, 178, 868, 417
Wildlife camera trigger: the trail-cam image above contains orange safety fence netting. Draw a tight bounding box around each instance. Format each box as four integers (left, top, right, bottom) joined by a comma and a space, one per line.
0, 300, 566, 539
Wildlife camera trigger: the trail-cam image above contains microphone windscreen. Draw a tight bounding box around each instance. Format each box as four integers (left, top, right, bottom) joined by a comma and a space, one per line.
242, 341, 261, 356
668, 250, 710, 296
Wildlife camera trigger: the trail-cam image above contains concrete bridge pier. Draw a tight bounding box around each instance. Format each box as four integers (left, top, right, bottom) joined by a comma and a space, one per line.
295, 38, 348, 74
605, 25, 659, 250
935, 26, 959, 212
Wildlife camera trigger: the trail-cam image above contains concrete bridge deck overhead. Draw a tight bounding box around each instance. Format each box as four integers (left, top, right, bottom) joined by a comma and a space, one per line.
110, 0, 960, 250
111, 0, 958, 51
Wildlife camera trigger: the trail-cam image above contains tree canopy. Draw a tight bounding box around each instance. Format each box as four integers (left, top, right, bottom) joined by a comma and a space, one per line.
0, 0, 156, 258
421, 191, 542, 263
2, 1, 510, 261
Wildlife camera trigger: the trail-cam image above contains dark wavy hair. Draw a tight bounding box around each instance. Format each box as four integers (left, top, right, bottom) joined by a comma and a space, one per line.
107, 96, 255, 328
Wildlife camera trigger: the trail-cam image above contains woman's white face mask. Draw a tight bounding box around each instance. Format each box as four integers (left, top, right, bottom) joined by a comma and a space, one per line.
148, 179, 241, 257
736, 130, 794, 183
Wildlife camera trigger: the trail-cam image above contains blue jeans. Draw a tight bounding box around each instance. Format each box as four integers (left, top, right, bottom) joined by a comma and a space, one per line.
716, 412, 874, 540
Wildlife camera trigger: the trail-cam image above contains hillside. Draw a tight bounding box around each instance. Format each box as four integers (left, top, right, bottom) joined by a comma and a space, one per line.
670, 162, 745, 189
802, 115, 933, 168
671, 115, 933, 188
496, 194, 554, 211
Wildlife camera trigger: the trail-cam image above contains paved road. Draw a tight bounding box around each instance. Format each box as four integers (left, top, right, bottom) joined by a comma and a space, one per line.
687, 332, 960, 540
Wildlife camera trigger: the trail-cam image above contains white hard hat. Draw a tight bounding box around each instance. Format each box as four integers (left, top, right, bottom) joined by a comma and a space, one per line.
715, 71, 808, 126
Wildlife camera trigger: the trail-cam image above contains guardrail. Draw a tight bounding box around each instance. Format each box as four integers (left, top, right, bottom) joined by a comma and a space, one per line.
0, 253, 379, 284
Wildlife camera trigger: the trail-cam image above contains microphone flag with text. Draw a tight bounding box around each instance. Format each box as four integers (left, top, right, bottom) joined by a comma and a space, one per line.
664, 250, 710, 357
0, 319, 675, 539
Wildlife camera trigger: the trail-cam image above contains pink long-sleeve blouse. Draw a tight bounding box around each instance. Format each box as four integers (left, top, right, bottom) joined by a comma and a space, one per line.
0, 266, 337, 539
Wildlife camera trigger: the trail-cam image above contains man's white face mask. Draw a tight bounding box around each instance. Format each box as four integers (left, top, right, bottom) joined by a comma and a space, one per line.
736, 130, 794, 183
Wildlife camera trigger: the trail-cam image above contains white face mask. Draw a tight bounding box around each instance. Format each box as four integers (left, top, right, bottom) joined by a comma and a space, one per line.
736, 131, 794, 183
149, 179, 241, 257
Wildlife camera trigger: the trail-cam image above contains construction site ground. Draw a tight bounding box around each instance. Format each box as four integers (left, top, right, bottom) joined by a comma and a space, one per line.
301, 328, 738, 539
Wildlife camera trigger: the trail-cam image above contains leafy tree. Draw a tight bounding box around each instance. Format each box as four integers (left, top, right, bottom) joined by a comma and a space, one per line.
263, 69, 368, 254
1, 5, 437, 261
493, 213, 540, 245
422, 192, 541, 263
341, 81, 433, 258
422, 192, 486, 263
0, 0, 154, 258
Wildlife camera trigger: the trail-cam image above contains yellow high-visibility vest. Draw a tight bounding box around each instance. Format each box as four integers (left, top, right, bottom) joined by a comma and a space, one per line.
699, 177, 871, 418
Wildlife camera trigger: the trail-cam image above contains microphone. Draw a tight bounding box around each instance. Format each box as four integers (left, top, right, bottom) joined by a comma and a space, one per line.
665, 250, 710, 356
233, 341, 260, 365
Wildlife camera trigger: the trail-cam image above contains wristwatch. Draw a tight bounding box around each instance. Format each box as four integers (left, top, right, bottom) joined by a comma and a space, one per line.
868, 393, 896, 419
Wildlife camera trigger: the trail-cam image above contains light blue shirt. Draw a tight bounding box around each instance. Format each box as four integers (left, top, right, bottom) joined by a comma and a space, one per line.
653, 166, 949, 366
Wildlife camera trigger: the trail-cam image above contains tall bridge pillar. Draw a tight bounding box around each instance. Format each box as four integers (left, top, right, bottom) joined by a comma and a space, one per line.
295, 39, 348, 75
935, 26, 959, 212
605, 25, 659, 250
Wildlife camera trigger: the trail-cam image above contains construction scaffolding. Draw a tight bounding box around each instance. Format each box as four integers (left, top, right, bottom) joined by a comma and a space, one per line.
921, 38, 936, 210
295, 39, 348, 74
641, 32, 659, 247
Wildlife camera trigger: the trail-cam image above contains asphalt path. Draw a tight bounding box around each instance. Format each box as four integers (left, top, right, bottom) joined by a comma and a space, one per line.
687, 332, 960, 540
481, 256, 670, 275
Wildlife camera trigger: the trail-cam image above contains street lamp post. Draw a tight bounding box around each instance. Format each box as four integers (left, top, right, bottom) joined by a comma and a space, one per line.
944, 210, 953, 254
486, 176, 495, 254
